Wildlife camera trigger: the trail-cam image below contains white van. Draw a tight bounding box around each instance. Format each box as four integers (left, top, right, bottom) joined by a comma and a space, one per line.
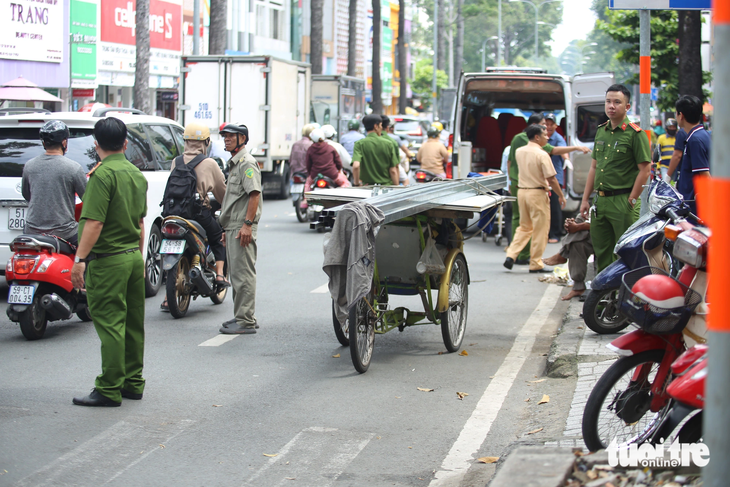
449, 69, 614, 212
0, 109, 181, 297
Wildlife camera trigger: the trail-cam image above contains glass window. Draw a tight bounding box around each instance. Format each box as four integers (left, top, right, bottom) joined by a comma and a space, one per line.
0, 128, 97, 177
125, 124, 155, 170
575, 104, 609, 142
146, 124, 181, 170
172, 125, 184, 154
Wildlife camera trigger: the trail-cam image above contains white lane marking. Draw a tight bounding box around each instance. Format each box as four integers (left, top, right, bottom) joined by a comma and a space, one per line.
243, 426, 374, 486
429, 284, 562, 486
17, 419, 194, 487
199, 334, 239, 346
310, 283, 329, 294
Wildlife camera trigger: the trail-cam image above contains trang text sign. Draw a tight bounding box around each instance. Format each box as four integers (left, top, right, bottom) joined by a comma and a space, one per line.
0, 0, 65, 63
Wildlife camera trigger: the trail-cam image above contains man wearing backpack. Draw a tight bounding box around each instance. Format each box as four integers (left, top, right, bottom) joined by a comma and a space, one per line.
218, 122, 262, 334
160, 123, 228, 311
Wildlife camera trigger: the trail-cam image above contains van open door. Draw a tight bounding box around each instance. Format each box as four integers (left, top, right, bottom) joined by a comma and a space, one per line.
567, 72, 615, 203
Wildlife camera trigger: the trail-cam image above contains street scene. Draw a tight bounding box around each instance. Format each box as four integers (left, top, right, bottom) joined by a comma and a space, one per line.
1, 0, 727, 485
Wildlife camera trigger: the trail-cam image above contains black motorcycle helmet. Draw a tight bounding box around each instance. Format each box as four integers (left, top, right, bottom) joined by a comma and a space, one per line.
220, 122, 249, 153
39, 120, 70, 146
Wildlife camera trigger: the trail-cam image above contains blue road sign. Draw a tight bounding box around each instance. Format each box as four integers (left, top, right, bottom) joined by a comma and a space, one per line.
609, 0, 711, 9
651, 88, 659, 101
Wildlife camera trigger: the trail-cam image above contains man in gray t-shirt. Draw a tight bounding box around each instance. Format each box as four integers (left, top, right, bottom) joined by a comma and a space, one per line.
21, 121, 88, 245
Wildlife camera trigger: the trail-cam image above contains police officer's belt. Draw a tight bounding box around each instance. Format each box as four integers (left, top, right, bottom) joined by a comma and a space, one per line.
86, 248, 139, 262
518, 186, 547, 190
597, 188, 632, 197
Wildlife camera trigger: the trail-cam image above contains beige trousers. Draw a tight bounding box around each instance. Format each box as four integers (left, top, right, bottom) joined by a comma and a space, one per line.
506, 190, 550, 270
225, 225, 258, 327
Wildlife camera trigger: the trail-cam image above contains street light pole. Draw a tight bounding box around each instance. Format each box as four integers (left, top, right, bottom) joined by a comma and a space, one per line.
432, 0, 438, 120
481, 36, 498, 72
509, 0, 561, 61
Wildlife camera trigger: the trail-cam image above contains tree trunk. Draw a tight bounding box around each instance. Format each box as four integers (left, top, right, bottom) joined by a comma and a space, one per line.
347, 0, 358, 76
134, 0, 150, 114
437, 0, 445, 71
454, 0, 463, 83
677, 10, 703, 101
397, 0, 407, 113
371, 0, 382, 113
311, 0, 324, 74
209, 0, 227, 55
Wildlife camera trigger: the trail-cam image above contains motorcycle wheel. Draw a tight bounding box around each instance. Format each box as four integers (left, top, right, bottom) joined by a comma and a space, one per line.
295, 198, 307, 223
19, 294, 48, 340
582, 349, 667, 452
76, 305, 92, 322
440, 254, 468, 353
677, 411, 703, 444
145, 224, 163, 297
166, 256, 191, 319
349, 291, 375, 373
583, 288, 630, 334
332, 300, 349, 347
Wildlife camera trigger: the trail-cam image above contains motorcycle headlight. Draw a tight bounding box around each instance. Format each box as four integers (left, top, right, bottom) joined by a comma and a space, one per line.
673, 229, 709, 268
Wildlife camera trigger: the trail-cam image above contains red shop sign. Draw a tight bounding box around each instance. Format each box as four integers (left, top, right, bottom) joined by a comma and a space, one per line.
72, 89, 96, 98
101, 0, 182, 52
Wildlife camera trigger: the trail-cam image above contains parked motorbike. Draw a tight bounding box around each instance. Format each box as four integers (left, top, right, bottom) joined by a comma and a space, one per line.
5, 234, 91, 340
306, 174, 336, 232
581, 216, 708, 452
414, 169, 441, 183
159, 216, 228, 318
292, 171, 308, 223
583, 179, 690, 334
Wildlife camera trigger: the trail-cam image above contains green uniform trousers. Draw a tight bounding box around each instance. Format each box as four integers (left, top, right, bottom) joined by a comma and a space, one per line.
509, 180, 531, 262
590, 195, 640, 273
226, 225, 258, 327
86, 250, 145, 402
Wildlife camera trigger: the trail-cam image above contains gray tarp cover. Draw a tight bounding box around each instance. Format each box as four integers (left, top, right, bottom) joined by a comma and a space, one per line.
323, 201, 385, 326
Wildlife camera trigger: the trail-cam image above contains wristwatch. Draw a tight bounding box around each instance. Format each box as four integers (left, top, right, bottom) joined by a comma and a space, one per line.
74, 255, 87, 264
243, 219, 254, 226
630, 198, 637, 207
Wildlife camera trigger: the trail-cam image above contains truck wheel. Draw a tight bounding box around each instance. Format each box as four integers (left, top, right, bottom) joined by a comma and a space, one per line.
19, 295, 48, 340
279, 163, 290, 199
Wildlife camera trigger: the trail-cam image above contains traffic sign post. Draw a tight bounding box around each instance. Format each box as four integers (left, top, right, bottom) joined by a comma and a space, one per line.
609, 0, 711, 9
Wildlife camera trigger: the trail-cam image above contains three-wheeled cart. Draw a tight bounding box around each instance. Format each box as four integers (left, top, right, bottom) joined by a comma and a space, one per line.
307, 175, 510, 373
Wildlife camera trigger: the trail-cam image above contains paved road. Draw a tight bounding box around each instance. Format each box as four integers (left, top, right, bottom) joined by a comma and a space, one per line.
0, 198, 577, 486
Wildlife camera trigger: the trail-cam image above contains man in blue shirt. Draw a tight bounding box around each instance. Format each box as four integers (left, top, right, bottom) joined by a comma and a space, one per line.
545, 114, 568, 242
339, 119, 365, 157
666, 127, 687, 183
674, 95, 710, 214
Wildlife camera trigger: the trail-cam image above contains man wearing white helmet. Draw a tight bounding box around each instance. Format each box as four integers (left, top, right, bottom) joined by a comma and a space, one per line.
304, 128, 351, 195
321, 124, 352, 171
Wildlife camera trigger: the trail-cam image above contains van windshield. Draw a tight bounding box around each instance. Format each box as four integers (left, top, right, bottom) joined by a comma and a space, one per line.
575, 104, 609, 142
0, 128, 98, 177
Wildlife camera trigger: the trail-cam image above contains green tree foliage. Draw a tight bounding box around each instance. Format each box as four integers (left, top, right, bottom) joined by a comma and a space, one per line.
410, 59, 448, 109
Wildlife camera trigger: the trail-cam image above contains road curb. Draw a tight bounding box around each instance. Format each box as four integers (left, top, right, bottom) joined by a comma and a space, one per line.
489, 446, 577, 487
546, 300, 585, 378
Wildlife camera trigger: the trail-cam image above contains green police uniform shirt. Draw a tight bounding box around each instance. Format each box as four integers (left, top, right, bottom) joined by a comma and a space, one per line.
218, 147, 262, 230
508, 132, 554, 182
591, 118, 651, 192
352, 132, 400, 185
79, 153, 148, 254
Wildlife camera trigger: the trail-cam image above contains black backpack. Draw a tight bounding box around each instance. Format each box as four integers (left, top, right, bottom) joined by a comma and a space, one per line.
160, 154, 206, 219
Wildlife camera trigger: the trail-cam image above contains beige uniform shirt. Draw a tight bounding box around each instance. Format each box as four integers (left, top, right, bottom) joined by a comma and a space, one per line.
416, 138, 449, 174
515, 142, 556, 190
218, 147, 262, 231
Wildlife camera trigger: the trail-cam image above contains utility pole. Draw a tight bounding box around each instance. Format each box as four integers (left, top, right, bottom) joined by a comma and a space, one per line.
432, 0, 438, 120
497, 0, 502, 66
639, 10, 650, 214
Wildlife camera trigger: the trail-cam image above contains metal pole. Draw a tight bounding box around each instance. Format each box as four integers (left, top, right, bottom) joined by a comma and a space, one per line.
432, 0, 438, 121
638, 9, 650, 215
497, 0, 502, 66
534, 4, 538, 61
705, 2, 730, 485
193, 0, 200, 54
481, 38, 488, 72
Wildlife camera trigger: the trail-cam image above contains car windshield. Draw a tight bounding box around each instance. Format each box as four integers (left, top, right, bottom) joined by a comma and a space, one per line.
0, 127, 98, 177
394, 121, 420, 132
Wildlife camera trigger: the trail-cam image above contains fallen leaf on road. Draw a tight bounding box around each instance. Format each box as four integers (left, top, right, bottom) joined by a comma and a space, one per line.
586, 470, 598, 480
212, 404, 223, 407
285, 478, 296, 480
459, 350, 468, 356
263, 453, 278, 457
438, 351, 444, 355
477, 457, 499, 464
529, 379, 546, 383
469, 343, 477, 346
159, 444, 165, 449
489, 376, 495, 379
456, 392, 469, 400
524, 398, 530, 402
538, 395, 550, 405
332, 353, 340, 358
417, 387, 434, 392
526, 427, 543, 435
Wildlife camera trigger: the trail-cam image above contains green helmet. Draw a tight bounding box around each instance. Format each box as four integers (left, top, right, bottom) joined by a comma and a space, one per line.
348, 119, 360, 130
427, 126, 441, 138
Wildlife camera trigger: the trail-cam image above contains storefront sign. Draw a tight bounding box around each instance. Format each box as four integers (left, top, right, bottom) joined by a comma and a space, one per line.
71, 0, 98, 87
0, 0, 64, 63
72, 88, 95, 97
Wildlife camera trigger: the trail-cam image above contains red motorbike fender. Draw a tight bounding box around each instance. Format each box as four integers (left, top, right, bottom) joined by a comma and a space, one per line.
605, 329, 671, 356
666, 358, 707, 410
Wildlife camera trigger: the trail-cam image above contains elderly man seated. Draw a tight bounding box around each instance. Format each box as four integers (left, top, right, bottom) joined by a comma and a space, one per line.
543, 215, 594, 301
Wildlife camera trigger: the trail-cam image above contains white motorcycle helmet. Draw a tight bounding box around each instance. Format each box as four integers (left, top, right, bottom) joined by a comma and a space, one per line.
322, 124, 337, 139
309, 128, 325, 143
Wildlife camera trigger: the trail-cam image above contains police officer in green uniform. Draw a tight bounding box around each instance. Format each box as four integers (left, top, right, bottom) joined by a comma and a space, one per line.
580, 84, 651, 273
508, 114, 590, 263
71, 118, 148, 407
217, 122, 263, 335
352, 114, 400, 186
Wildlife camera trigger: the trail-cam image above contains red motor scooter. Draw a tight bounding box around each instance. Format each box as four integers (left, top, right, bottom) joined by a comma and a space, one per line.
581, 209, 709, 452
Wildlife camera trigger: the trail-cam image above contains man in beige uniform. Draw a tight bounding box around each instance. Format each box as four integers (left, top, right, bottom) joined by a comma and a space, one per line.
416, 126, 449, 178
503, 124, 565, 273
217, 122, 262, 334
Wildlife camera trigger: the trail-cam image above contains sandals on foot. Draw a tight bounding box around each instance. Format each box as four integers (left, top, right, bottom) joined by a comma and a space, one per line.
160, 299, 169, 312
215, 275, 231, 288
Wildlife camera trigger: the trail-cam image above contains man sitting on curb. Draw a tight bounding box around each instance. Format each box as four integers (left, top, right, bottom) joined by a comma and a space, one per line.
543, 215, 593, 301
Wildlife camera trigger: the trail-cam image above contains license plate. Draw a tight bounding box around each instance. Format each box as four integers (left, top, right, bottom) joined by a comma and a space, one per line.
160, 239, 185, 254
8, 207, 26, 230
8, 285, 35, 304
291, 184, 304, 196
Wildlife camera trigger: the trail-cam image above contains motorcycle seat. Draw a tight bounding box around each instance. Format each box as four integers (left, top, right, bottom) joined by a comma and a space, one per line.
188, 220, 207, 239
16, 234, 75, 255
165, 217, 208, 240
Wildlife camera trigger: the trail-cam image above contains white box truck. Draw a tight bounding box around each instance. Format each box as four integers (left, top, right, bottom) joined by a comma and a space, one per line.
310, 75, 366, 139
180, 55, 311, 198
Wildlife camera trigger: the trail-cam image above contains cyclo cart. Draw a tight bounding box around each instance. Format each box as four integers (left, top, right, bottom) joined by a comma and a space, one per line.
306, 174, 511, 373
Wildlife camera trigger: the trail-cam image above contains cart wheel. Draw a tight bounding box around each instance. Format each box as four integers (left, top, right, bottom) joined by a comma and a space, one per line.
332, 300, 349, 346
440, 254, 468, 353
495, 235, 503, 247
349, 292, 375, 373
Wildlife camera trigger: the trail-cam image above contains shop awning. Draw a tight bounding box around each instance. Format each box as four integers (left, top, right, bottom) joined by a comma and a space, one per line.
0, 76, 64, 103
